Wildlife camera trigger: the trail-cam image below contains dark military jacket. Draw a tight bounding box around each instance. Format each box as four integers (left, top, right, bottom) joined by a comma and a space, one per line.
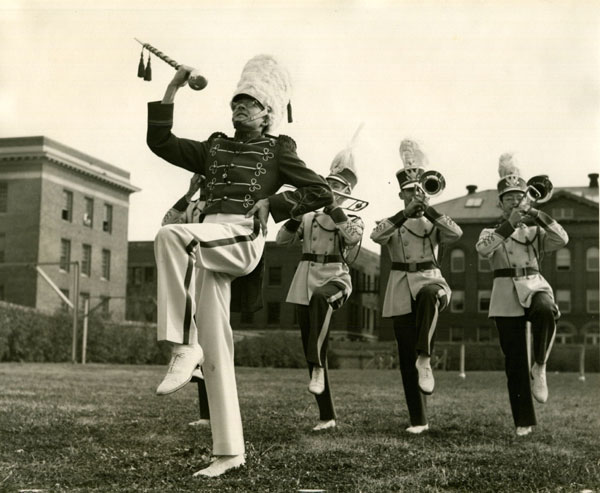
147, 102, 332, 222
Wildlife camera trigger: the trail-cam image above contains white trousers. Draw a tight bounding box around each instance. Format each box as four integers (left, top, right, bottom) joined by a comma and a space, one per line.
154, 214, 264, 456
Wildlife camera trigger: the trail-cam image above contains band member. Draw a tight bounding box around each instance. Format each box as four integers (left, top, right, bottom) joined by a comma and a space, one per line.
371, 139, 462, 434
476, 154, 568, 436
276, 143, 364, 432
147, 55, 333, 477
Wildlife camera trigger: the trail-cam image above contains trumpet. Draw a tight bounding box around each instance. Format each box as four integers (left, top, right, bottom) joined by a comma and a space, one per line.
280, 185, 369, 212
415, 170, 446, 198
519, 174, 553, 211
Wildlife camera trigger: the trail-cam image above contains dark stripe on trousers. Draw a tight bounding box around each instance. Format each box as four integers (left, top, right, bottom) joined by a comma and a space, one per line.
182, 239, 199, 344
197, 216, 260, 249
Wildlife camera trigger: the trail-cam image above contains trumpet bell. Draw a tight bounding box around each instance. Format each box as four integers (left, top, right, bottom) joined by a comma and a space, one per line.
419, 170, 446, 197
526, 175, 553, 204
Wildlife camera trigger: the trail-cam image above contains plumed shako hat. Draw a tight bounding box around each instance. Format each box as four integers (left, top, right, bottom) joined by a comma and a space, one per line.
497, 153, 527, 197
326, 124, 364, 191
231, 54, 292, 133
395, 139, 428, 190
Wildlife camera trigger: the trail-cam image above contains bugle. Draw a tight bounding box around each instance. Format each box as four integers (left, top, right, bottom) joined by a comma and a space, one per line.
415, 170, 446, 198
280, 185, 369, 212
519, 174, 553, 211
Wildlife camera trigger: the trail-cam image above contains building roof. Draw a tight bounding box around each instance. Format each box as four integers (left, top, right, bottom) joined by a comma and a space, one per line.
435, 185, 598, 223
0, 136, 140, 193
559, 186, 599, 204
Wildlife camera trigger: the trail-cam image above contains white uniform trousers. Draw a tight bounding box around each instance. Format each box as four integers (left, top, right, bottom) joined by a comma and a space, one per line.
154, 214, 264, 456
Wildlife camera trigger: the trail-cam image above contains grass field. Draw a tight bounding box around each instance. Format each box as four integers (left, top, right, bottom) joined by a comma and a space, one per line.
0, 364, 598, 493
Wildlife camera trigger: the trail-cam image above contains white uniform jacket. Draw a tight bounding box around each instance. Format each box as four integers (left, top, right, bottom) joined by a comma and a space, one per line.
476, 210, 568, 317
276, 207, 364, 306
371, 207, 462, 318
161, 197, 205, 226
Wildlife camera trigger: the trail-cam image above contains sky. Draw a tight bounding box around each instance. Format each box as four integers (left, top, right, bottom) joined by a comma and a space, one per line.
1, 0, 599, 253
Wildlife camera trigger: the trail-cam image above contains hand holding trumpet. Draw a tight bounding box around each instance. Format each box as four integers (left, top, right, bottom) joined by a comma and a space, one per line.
405, 192, 429, 218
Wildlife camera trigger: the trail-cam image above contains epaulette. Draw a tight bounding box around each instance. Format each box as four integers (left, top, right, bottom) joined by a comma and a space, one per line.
208, 131, 228, 142
275, 134, 297, 153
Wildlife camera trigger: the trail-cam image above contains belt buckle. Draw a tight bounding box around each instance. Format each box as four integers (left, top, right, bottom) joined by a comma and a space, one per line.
316, 254, 325, 263
408, 263, 418, 273
514, 267, 526, 277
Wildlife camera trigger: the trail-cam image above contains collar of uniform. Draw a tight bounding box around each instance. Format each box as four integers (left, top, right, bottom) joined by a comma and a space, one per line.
233, 129, 264, 142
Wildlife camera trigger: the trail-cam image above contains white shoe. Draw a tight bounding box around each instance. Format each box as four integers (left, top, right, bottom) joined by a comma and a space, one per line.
406, 424, 429, 434
531, 363, 548, 403
193, 454, 245, 478
156, 344, 204, 395
415, 357, 434, 395
312, 419, 336, 431
516, 426, 533, 436
308, 366, 325, 395
188, 418, 210, 427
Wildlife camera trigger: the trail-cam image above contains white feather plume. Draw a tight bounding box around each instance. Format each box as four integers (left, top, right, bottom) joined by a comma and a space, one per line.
329, 123, 364, 176
498, 153, 522, 178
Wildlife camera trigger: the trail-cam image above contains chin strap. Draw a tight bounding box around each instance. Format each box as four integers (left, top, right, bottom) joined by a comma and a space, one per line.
238, 108, 269, 124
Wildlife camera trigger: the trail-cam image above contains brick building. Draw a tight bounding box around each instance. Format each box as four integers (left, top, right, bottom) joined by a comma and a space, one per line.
377, 174, 599, 345
127, 240, 380, 337
0, 136, 139, 319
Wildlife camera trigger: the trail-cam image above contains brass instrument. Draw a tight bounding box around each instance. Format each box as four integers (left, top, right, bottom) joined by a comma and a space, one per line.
519, 175, 553, 211
280, 185, 369, 212
415, 170, 446, 198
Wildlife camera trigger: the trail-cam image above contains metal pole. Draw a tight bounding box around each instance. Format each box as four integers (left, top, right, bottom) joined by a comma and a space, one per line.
578, 344, 586, 382
82, 298, 89, 365
459, 343, 466, 379
71, 262, 80, 364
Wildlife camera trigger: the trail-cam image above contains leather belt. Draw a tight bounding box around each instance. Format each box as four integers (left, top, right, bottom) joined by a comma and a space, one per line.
301, 253, 342, 263
391, 261, 437, 272
493, 268, 539, 278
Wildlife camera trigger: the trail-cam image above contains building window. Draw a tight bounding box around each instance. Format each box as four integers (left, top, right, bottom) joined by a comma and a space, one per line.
267, 302, 280, 325
60, 239, 71, 272
587, 290, 599, 313
83, 197, 94, 227
81, 244, 92, 276
450, 290, 465, 313
477, 326, 492, 342
551, 207, 574, 220
478, 255, 491, 272
465, 197, 483, 208
132, 267, 142, 285
62, 190, 73, 222
556, 248, 571, 271
101, 249, 111, 280
103, 203, 113, 233
0, 182, 7, 212
555, 290, 571, 314
586, 247, 599, 272
240, 311, 254, 324
0, 233, 5, 263
450, 249, 465, 272
450, 327, 464, 342
268, 266, 282, 286
555, 322, 575, 344
100, 296, 110, 316
145, 266, 155, 283
60, 288, 70, 311
584, 328, 599, 345
79, 292, 90, 312
478, 290, 491, 313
